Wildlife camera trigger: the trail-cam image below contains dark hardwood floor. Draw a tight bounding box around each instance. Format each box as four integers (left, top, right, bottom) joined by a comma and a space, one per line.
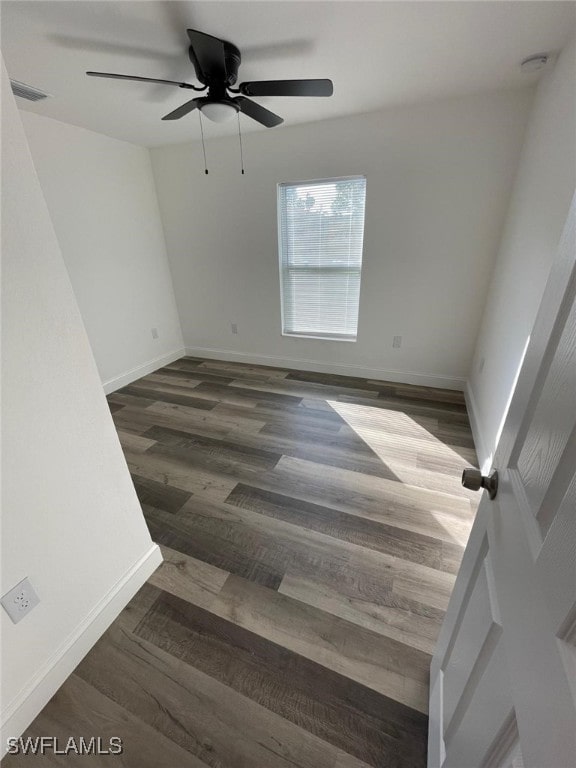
4, 357, 478, 768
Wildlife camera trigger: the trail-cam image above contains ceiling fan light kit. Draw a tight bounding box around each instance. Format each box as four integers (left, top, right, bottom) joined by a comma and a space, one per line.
199, 100, 239, 123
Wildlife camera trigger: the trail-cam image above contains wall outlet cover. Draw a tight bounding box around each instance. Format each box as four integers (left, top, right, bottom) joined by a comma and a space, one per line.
151, 327, 159, 339
2, 577, 40, 624
393, 335, 402, 348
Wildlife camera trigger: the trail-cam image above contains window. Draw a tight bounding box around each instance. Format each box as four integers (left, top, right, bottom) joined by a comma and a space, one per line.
278, 176, 366, 341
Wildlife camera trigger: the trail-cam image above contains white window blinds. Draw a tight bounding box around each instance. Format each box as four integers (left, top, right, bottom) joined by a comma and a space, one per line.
278, 176, 366, 341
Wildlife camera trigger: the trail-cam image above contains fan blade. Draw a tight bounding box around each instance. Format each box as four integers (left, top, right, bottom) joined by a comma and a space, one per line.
239, 79, 333, 97
187, 29, 226, 81
86, 71, 197, 89
234, 97, 283, 128
162, 99, 200, 121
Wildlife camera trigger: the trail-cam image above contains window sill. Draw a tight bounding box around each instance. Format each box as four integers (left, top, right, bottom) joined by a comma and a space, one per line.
282, 332, 357, 343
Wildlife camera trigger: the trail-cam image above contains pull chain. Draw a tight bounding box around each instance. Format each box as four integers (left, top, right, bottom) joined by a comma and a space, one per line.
237, 112, 245, 175
198, 110, 208, 174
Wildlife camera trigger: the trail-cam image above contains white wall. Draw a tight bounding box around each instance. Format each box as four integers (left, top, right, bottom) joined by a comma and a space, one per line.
1, 57, 161, 751
151, 87, 533, 390
468, 38, 576, 471
20, 111, 184, 393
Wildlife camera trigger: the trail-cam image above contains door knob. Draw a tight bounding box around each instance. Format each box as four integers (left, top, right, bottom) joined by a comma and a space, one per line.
461, 468, 499, 499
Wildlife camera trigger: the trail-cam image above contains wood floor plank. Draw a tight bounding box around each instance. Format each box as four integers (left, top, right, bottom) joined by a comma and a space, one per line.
74, 616, 348, 768
441, 539, 466, 573
108, 391, 157, 410
334, 407, 439, 441
173, 355, 206, 363
261, 414, 344, 437
195, 359, 291, 380
284, 370, 465, 408
194, 380, 305, 407
337, 393, 471, 425
300, 396, 345, 412
380, 382, 466, 406
369, 460, 480, 500
124, 449, 237, 501
145, 506, 286, 590
144, 497, 456, 607
142, 424, 282, 470
225, 483, 458, 573
281, 540, 454, 621
147, 400, 267, 434
211, 400, 347, 433
231, 376, 382, 402
152, 367, 236, 386
392, 569, 455, 612
209, 416, 357, 464
250, 455, 473, 545
237, 420, 375, 457
118, 581, 161, 632
272, 454, 470, 515
345, 546, 456, 610
2, 673, 207, 768
120, 383, 217, 410
189, 420, 472, 503
134, 588, 428, 767
286, 369, 386, 393
260, 430, 405, 481
152, 376, 263, 408
147, 545, 229, 608
201, 360, 288, 379
112, 404, 233, 440
145, 441, 277, 485
327, 400, 476, 462
416, 451, 473, 476
209, 575, 430, 713
434, 423, 476, 449
279, 571, 443, 656
116, 429, 156, 454
132, 474, 192, 514
256, 394, 346, 419
375, 390, 467, 414
202, 421, 401, 482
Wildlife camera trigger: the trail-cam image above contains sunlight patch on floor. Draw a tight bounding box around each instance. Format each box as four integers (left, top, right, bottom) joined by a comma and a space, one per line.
327, 399, 477, 542
327, 400, 470, 467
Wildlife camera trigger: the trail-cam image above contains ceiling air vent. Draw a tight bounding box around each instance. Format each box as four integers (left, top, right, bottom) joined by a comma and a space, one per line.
10, 79, 51, 102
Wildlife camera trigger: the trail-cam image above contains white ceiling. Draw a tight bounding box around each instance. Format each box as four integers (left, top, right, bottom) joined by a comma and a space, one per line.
2, 1, 574, 147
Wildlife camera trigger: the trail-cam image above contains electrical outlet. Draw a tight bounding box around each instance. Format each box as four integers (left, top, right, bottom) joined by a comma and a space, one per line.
231, 322, 238, 335
2, 578, 40, 624
393, 335, 402, 349
151, 327, 159, 340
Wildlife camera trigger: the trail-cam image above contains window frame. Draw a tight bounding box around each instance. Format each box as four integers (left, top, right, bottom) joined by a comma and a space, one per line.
277, 174, 366, 343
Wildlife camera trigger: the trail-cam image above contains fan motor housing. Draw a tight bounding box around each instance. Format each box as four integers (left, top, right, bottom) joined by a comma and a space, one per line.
189, 40, 241, 87
224, 43, 241, 86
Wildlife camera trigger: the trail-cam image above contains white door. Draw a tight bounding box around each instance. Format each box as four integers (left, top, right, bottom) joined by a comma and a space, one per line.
428, 194, 576, 768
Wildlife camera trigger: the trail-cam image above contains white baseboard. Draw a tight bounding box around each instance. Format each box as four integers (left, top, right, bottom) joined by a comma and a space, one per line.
102, 348, 186, 394
184, 346, 466, 391
0, 544, 162, 755
464, 381, 491, 471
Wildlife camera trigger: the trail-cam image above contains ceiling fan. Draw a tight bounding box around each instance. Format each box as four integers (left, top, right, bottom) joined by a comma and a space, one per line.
86, 28, 333, 128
